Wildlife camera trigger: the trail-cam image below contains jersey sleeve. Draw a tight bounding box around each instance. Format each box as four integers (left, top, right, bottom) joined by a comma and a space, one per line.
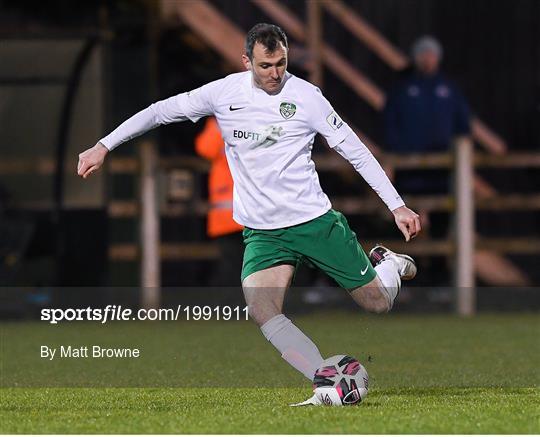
306, 87, 353, 147
334, 132, 405, 211
175, 78, 223, 123
99, 79, 222, 151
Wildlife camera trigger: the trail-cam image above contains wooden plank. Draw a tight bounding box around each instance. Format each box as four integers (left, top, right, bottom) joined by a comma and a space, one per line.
315, 152, 540, 170
168, 0, 245, 70
140, 142, 161, 296
161, 242, 220, 260
474, 152, 540, 168
307, 0, 323, 87
109, 243, 220, 261
108, 200, 138, 217
251, 0, 305, 41
476, 239, 540, 254
333, 195, 454, 214
471, 118, 507, 155
164, 202, 209, 217
109, 243, 138, 260
108, 156, 139, 173
321, 43, 385, 109
363, 240, 454, 256
159, 156, 210, 171
107, 201, 210, 218
0, 158, 60, 175
3, 152, 538, 176
474, 250, 530, 286
476, 195, 540, 210
321, 0, 408, 70
454, 137, 475, 313
107, 194, 540, 219
109, 238, 540, 262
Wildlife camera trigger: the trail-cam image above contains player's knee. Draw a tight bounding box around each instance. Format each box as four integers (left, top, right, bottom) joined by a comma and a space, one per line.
370, 298, 390, 314
245, 302, 263, 325
364, 290, 391, 314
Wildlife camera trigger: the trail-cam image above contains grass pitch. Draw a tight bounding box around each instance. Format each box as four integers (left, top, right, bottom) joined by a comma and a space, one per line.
1, 313, 539, 433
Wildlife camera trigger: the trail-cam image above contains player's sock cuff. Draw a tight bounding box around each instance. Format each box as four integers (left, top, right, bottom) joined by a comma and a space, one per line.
260, 314, 290, 342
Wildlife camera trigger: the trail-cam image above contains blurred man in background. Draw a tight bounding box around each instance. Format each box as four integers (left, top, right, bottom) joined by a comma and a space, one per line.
195, 117, 243, 286
383, 36, 471, 285
384, 36, 471, 156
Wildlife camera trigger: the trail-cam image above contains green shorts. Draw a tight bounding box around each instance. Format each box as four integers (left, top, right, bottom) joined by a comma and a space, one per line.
241, 209, 376, 289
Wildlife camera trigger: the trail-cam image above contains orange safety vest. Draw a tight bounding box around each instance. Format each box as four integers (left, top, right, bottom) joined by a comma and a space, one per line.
195, 117, 243, 238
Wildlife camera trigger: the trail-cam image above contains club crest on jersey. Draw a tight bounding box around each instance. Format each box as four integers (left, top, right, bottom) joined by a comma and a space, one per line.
279, 102, 296, 119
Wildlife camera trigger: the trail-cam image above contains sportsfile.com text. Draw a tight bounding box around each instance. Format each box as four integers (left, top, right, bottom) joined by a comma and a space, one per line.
40, 305, 249, 324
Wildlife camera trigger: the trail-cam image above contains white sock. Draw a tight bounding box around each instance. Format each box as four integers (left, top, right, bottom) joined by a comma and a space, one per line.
260, 314, 323, 380
374, 259, 401, 307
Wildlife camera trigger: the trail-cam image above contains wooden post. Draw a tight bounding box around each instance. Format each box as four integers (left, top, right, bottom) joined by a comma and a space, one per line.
307, 0, 323, 87
454, 136, 475, 315
140, 141, 161, 309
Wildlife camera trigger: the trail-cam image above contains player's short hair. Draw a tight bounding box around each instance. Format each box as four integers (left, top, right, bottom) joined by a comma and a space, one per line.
245, 23, 288, 60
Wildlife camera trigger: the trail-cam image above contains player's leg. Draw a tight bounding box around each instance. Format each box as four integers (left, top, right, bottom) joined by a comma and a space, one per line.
349, 276, 390, 313
350, 245, 417, 312
295, 210, 416, 313
242, 265, 324, 380
242, 264, 294, 326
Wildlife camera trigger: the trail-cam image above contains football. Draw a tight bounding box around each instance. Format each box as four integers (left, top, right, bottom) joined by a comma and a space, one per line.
312, 355, 369, 406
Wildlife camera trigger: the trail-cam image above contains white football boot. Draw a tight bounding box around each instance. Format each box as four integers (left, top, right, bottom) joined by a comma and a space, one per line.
289, 393, 322, 407
369, 245, 417, 280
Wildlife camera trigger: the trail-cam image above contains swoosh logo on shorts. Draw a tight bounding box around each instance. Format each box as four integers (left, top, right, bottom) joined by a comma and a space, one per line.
360, 265, 369, 275
229, 105, 245, 111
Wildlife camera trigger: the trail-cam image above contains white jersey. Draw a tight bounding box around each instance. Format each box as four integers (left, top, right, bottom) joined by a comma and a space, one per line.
100, 71, 404, 229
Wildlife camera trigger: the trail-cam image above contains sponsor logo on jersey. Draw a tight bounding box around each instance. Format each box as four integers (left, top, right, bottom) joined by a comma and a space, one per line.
233, 130, 261, 141
326, 111, 343, 130
279, 102, 296, 119
251, 126, 284, 149
233, 126, 285, 149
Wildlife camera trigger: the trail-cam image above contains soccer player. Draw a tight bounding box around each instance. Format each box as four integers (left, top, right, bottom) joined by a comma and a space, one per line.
78, 23, 420, 390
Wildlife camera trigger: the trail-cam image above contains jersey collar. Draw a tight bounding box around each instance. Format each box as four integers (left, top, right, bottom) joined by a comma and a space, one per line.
244, 70, 292, 99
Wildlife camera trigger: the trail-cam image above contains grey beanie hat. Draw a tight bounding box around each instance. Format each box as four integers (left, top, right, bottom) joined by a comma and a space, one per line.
411, 36, 443, 59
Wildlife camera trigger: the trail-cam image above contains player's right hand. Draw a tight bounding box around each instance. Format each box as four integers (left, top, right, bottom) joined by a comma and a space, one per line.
392, 205, 421, 242
77, 142, 108, 179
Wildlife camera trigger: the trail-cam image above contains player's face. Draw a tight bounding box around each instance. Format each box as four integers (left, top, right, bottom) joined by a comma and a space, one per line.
243, 42, 288, 94
414, 50, 440, 76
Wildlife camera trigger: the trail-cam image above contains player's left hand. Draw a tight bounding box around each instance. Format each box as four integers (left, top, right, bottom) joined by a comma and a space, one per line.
392, 205, 421, 242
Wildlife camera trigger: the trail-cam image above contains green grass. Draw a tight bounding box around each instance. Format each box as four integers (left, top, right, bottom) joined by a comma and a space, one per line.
1, 313, 539, 433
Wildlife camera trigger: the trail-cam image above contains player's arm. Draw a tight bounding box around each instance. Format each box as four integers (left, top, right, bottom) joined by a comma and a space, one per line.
334, 133, 421, 241
77, 81, 220, 179
306, 86, 420, 241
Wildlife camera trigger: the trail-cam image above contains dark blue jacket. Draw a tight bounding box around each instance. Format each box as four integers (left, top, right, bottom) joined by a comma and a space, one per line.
384, 72, 471, 153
